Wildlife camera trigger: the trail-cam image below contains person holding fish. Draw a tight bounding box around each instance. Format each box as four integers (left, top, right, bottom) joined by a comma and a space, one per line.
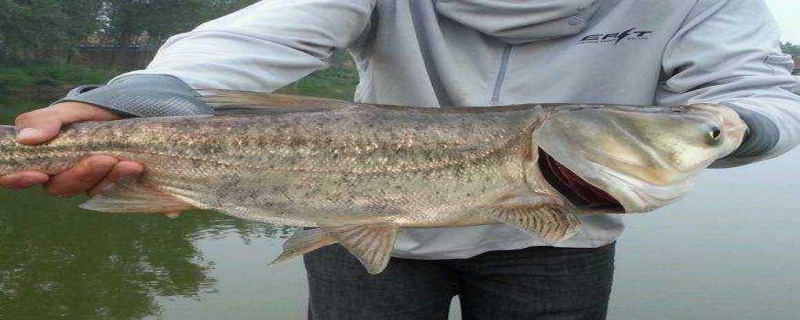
2, 0, 799, 319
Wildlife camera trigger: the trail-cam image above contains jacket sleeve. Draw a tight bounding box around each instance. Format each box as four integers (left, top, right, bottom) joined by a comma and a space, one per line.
57, 0, 376, 117
656, 0, 800, 168
57, 74, 210, 117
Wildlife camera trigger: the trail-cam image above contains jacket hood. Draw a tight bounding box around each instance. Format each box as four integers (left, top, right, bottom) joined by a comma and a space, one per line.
436, 0, 602, 44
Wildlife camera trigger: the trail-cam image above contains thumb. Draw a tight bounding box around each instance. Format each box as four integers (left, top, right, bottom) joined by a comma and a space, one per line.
15, 102, 120, 145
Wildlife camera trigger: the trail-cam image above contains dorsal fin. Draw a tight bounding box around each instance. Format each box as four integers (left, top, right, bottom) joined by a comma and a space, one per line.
196, 89, 355, 114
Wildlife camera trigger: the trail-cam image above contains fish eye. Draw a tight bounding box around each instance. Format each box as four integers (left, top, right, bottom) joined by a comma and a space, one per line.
707, 126, 722, 143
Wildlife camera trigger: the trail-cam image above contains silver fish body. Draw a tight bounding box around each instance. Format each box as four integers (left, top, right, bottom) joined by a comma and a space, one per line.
0, 92, 746, 273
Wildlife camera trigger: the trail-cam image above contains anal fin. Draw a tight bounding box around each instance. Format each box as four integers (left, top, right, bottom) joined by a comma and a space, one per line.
79, 176, 195, 213
270, 223, 399, 275
488, 194, 582, 244
270, 228, 337, 265
322, 224, 398, 275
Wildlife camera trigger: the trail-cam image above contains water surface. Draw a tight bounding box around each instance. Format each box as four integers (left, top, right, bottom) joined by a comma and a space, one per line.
1, 99, 798, 319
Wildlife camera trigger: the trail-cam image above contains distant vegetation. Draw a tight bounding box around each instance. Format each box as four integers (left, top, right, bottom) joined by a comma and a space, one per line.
0, 0, 259, 61
0, 60, 122, 100
781, 42, 800, 56
0, 0, 358, 102
277, 53, 359, 101
0, 53, 358, 103
0, 0, 255, 99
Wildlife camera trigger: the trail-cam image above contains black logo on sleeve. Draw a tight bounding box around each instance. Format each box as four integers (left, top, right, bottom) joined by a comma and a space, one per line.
579, 28, 653, 45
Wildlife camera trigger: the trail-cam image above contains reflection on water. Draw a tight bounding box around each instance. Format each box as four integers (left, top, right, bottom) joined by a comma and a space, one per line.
0, 188, 294, 319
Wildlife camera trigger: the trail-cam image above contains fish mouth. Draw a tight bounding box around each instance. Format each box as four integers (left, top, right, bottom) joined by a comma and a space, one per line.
538, 149, 625, 214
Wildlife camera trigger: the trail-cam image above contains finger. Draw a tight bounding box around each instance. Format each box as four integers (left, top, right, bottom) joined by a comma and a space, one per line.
0, 171, 50, 190
14, 113, 63, 145
44, 156, 118, 198
87, 161, 145, 197
15, 103, 120, 145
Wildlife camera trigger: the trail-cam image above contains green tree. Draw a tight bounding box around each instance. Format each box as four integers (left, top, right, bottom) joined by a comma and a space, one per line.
100, 0, 260, 47
99, 0, 258, 63
0, 0, 103, 60
781, 42, 800, 56
0, 0, 258, 61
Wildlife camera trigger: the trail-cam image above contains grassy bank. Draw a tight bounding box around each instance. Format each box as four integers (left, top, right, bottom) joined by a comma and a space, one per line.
0, 58, 359, 105
0, 60, 125, 101
278, 66, 359, 100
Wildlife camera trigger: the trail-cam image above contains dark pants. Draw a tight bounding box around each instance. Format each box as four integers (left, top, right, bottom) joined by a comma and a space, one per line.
303, 242, 616, 320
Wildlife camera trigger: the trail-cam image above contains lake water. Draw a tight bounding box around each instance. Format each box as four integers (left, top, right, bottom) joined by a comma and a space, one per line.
1, 99, 799, 320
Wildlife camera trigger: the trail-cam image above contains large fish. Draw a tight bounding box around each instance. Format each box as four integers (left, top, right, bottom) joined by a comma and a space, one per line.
0, 92, 745, 274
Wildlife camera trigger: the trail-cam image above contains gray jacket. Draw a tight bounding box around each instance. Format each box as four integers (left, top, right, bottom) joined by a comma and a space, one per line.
63, 0, 800, 259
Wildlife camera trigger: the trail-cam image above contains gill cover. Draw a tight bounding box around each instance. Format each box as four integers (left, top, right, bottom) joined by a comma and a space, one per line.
535, 104, 746, 213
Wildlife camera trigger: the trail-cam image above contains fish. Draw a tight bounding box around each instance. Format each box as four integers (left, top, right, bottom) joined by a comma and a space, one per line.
0, 91, 746, 274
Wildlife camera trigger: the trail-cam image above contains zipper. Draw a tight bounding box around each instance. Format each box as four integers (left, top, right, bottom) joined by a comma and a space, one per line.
491, 44, 514, 104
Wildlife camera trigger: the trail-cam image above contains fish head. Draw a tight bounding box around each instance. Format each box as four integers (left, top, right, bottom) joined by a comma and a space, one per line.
535, 104, 746, 214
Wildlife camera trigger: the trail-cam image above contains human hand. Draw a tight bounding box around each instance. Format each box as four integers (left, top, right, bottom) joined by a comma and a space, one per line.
0, 102, 182, 218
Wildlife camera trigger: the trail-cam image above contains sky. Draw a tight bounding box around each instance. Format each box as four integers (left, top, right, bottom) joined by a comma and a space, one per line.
765, 0, 800, 43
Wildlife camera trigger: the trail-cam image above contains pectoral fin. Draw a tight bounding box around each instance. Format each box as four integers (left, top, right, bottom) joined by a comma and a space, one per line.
488, 194, 582, 244
80, 177, 195, 213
